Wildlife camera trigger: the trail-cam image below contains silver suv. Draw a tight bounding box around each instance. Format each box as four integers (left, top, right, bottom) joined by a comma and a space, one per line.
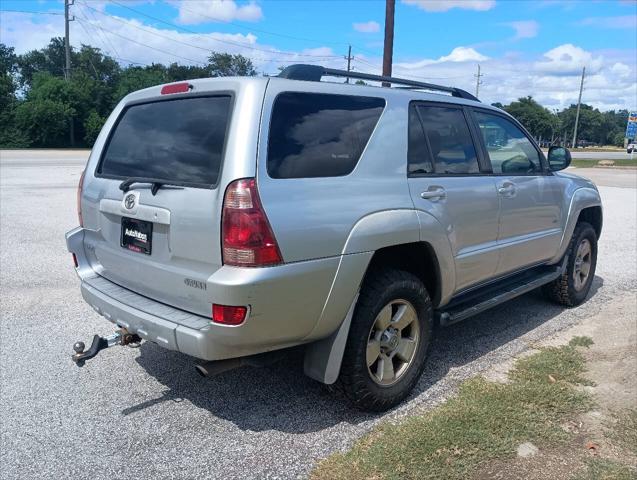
67, 65, 602, 411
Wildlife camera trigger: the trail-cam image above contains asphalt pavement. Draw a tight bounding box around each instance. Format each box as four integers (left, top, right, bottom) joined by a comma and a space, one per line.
568, 150, 635, 160
1, 150, 636, 480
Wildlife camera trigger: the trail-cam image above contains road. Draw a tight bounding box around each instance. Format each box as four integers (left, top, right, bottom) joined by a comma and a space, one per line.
1, 150, 636, 480
569, 150, 634, 160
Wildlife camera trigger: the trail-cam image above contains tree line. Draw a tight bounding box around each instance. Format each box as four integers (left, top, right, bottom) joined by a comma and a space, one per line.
0, 38, 631, 149
0, 38, 256, 148
492, 97, 629, 148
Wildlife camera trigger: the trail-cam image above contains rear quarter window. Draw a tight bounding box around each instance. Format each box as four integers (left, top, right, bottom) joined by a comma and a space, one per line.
267, 92, 385, 179
98, 96, 232, 187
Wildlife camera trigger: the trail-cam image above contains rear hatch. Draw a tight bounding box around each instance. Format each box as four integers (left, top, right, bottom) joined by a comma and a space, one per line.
81, 89, 243, 318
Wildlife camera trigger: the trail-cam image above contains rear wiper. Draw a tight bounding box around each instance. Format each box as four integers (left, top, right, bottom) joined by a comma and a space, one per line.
119, 177, 183, 196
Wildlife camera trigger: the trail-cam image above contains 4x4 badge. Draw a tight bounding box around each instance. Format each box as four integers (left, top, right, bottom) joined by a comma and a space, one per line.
124, 193, 136, 210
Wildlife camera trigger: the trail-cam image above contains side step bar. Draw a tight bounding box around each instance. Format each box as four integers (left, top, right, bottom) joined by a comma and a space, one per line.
436, 264, 564, 327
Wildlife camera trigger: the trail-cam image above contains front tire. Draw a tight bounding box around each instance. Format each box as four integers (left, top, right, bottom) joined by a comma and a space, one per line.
543, 222, 598, 307
338, 268, 433, 412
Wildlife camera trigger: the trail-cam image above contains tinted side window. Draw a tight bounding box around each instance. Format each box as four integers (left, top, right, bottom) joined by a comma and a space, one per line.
474, 111, 542, 174
417, 106, 479, 174
100, 96, 231, 186
408, 104, 434, 174
267, 92, 385, 178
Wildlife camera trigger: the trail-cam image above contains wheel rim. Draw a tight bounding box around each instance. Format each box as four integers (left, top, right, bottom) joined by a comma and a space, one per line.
573, 238, 592, 291
366, 299, 420, 386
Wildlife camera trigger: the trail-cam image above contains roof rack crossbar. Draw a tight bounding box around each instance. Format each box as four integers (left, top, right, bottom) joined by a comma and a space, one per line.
277, 64, 479, 102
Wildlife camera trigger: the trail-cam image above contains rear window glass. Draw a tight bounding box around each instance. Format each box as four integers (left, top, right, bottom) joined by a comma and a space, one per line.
99, 96, 232, 187
267, 92, 385, 178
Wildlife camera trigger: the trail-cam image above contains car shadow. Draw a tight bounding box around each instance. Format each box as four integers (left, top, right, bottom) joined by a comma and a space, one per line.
126, 275, 604, 433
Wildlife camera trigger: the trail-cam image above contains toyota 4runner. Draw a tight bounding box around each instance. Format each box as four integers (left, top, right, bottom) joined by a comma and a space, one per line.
67, 65, 602, 411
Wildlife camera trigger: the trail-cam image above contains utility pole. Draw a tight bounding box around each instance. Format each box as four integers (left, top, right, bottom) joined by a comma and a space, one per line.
64, 0, 73, 80
571, 66, 585, 149
382, 0, 395, 86
474, 64, 483, 98
345, 45, 353, 83
64, 0, 75, 145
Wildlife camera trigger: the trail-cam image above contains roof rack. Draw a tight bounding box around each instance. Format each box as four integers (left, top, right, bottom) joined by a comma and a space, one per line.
277, 64, 479, 102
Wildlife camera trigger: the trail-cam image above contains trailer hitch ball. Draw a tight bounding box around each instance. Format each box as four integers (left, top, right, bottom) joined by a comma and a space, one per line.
71, 329, 141, 367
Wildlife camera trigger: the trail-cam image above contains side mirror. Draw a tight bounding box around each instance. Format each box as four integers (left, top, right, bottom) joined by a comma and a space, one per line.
547, 146, 571, 171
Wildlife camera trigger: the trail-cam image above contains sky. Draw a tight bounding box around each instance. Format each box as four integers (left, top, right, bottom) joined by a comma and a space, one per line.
1, 0, 636, 111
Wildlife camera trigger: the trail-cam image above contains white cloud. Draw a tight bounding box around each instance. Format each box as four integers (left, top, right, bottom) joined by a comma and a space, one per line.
353, 21, 380, 33
387, 44, 635, 111
534, 44, 604, 75
504, 20, 539, 40
402, 0, 496, 12
0, 9, 335, 73
578, 15, 637, 29
172, 0, 263, 25
439, 46, 489, 62
1, 11, 635, 112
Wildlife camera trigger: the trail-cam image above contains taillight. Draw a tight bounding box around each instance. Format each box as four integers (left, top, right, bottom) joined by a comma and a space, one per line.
77, 169, 85, 227
212, 304, 247, 325
221, 178, 282, 267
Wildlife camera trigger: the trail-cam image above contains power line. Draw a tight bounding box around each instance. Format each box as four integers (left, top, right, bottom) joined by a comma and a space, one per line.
74, 17, 205, 65
0, 9, 63, 15
109, 0, 342, 59
74, 12, 148, 66
177, 3, 350, 50
77, 1, 121, 59
79, 2, 338, 64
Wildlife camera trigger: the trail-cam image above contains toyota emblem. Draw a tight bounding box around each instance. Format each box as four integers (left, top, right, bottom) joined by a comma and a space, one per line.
124, 193, 136, 210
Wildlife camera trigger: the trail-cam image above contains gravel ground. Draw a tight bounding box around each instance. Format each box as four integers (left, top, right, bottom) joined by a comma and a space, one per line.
1, 150, 635, 480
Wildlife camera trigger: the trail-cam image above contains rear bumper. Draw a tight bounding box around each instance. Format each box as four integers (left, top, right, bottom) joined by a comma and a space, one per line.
66, 227, 345, 361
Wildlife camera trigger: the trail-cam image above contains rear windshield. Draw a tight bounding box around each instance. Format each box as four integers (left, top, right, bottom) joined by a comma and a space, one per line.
98, 96, 232, 187
267, 92, 385, 178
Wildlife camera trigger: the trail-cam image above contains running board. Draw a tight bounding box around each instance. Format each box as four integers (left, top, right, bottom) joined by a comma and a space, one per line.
436, 265, 563, 327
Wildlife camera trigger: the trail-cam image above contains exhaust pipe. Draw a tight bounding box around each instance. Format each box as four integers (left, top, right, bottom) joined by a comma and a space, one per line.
195, 357, 245, 377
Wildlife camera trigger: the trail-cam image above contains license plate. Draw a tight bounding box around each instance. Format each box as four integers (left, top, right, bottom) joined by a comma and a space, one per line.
121, 217, 152, 255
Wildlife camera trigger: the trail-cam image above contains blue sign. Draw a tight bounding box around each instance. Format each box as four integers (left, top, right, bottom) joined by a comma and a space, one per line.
626, 112, 637, 139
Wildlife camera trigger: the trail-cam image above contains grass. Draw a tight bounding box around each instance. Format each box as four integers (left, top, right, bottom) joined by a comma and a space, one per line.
570, 158, 637, 168
610, 409, 637, 456
574, 459, 636, 480
312, 340, 595, 480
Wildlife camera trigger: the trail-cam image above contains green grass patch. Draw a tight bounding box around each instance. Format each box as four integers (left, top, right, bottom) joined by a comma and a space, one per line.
574, 459, 636, 480
312, 343, 594, 480
610, 409, 637, 456
571, 158, 637, 168
569, 336, 594, 348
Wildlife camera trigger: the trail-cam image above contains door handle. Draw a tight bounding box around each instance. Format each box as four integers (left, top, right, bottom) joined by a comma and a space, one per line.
497, 182, 516, 196
420, 187, 446, 200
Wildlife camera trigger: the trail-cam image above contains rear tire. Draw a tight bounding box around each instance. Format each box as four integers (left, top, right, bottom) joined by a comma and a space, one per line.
543, 222, 597, 307
338, 268, 433, 412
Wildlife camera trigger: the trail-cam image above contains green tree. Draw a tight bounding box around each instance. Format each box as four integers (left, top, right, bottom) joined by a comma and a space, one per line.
0, 44, 30, 147
84, 110, 105, 145
114, 65, 168, 100
14, 72, 94, 147
504, 97, 558, 140
207, 52, 257, 77
17, 37, 69, 87
558, 104, 605, 145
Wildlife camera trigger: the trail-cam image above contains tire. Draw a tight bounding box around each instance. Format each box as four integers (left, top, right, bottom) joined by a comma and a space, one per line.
543, 221, 598, 307
338, 268, 433, 412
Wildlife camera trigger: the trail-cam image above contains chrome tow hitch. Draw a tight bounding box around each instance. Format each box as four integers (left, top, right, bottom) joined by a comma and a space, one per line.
71, 329, 141, 367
